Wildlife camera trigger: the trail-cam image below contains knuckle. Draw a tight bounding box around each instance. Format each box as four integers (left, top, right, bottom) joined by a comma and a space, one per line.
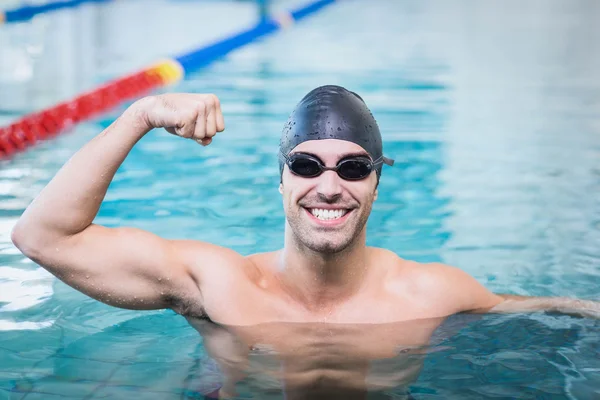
196, 101, 206, 115
205, 100, 215, 113
185, 107, 197, 120
203, 94, 216, 109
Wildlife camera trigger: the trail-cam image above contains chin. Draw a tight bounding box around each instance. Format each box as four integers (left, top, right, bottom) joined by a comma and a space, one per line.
303, 236, 353, 255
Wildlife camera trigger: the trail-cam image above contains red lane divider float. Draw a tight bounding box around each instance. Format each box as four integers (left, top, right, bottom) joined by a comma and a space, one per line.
0, 0, 336, 159
0, 60, 183, 158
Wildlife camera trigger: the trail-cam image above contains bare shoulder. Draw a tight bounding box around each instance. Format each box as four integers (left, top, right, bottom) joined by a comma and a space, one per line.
367, 247, 432, 278
173, 239, 261, 281
371, 250, 477, 286
370, 248, 503, 315
245, 250, 281, 280
168, 240, 261, 306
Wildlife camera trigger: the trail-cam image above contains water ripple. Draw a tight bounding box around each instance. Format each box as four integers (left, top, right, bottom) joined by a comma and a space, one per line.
1, 0, 600, 398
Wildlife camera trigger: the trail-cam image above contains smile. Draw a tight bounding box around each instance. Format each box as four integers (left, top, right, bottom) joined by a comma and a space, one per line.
305, 208, 352, 225
307, 208, 349, 221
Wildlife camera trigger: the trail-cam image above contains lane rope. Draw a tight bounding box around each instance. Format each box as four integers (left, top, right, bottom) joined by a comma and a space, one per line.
0, 0, 336, 158
1, 0, 111, 25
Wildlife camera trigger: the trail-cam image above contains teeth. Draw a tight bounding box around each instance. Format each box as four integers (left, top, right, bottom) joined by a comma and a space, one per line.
310, 208, 348, 221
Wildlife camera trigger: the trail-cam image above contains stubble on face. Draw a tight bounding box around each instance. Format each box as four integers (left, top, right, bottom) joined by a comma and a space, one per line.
280, 139, 380, 256
284, 190, 376, 255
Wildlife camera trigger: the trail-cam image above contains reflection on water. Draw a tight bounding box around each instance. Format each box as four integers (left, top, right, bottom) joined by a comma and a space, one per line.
1, 0, 600, 398
4, 312, 599, 399
188, 316, 445, 399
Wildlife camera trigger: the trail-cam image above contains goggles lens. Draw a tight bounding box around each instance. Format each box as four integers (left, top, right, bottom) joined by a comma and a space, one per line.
286, 153, 375, 180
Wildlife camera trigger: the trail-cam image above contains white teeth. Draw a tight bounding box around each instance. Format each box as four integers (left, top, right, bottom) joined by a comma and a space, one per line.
310, 208, 348, 221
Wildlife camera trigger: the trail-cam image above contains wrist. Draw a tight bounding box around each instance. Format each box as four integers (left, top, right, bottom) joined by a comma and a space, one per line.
121, 96, 157, 138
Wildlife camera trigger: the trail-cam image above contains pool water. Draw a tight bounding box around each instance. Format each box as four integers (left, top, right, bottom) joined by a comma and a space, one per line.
1, 0, 600, 398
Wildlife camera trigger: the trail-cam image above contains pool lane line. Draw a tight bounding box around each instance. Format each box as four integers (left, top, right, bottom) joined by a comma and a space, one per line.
0, 0, 336, 159
1, 0, 111, 25
172, 0, 335, 75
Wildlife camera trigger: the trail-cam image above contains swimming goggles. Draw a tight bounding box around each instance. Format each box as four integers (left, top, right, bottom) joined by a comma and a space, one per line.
281, 151, 385, 180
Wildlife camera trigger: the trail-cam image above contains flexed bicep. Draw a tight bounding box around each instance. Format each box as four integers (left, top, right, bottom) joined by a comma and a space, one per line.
23, 224, 194, 311
26, 224, 240, 315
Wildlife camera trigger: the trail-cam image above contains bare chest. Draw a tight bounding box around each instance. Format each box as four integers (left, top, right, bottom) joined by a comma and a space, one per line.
201, 275, 445, 327
189, 317, 443, 396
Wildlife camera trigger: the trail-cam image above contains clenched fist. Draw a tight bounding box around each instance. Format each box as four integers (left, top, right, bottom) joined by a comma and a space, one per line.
134, 93, 225, 146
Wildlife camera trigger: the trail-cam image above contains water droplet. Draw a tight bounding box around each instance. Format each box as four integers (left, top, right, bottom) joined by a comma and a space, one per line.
85, 275, 90, 279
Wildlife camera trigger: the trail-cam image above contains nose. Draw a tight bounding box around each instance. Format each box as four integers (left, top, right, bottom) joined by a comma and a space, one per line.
316, 170, 342, 202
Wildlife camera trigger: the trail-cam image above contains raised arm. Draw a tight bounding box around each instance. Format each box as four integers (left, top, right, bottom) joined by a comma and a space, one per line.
10, 93, 235, 315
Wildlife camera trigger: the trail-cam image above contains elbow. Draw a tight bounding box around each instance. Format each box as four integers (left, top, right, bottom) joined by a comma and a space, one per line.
11, 222, 33, 256
11, 221, 25, 249
12, 220, 78, 264
11, 221, 46, 261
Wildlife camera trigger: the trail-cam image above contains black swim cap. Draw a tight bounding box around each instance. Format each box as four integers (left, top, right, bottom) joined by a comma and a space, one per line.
279, 85, 394, 180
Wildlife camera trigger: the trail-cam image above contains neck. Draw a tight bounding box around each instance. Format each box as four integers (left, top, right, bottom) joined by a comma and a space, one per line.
278, 225, 370, 311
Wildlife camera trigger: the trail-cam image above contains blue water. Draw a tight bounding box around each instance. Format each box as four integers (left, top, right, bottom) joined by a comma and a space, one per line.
1, 0, 600, 398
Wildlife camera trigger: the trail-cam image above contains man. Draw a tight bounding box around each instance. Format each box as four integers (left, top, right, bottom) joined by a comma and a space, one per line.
11, 85, 599, 399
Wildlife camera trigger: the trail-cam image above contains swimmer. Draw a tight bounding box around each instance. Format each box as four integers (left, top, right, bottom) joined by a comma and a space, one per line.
11, 86, 600, 399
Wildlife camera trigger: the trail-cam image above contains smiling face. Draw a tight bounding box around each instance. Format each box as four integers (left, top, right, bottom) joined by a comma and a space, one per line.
280, 139, 379, 254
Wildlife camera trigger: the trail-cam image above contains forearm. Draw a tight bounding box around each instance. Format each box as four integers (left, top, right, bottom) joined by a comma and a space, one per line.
492, 294, 600, 319
12, 97, 153, 249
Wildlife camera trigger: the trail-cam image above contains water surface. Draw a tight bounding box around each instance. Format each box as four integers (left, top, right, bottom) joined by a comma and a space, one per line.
1, 0, 600, 398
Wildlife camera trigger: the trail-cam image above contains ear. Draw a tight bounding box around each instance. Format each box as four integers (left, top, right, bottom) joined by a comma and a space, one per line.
279, 183, 283, 194
374, 188, 378, 201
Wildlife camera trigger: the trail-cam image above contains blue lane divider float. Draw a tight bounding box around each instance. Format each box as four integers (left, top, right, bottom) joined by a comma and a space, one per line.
1, 0, 110, 24
0, 0, 337, 157
175, 0, 335, 74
